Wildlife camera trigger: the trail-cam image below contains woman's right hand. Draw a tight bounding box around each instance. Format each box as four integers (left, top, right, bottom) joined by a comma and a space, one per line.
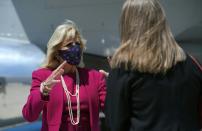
41, 61, 66, 95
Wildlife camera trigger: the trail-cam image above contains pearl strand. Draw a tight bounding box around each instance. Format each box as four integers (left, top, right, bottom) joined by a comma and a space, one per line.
61, 68, 80, 125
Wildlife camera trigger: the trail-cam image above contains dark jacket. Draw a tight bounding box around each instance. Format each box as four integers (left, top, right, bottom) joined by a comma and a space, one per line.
105, 55, 202, 131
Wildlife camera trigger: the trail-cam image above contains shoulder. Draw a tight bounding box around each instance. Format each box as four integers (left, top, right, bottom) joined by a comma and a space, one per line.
79, 67, 102, 75
177, 54, 202, 76
78, 67, 105, 79
187, 55, 202, 71
186, 55, 202, 81
32, 68, 52, 78
110, 67, 141, 78
108, 67, 142, 87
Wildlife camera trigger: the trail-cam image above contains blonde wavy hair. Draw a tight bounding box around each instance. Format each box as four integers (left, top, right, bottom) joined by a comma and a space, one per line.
42, 20, 86, 69
111, 0, 186, 74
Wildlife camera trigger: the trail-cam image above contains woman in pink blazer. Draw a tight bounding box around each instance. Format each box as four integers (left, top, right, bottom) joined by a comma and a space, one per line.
22, 20, 106, 131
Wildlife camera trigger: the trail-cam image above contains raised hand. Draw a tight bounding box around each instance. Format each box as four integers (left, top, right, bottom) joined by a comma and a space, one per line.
41, 61, 66, 95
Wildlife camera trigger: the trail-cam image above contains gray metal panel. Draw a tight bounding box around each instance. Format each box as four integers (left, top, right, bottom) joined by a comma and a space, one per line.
0, 38, 45, 83
0, 0, 201, 58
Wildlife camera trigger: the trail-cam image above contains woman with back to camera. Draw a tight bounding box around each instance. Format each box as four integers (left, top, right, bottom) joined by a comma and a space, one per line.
105, 0, 202, 131
22, 20, 106, 131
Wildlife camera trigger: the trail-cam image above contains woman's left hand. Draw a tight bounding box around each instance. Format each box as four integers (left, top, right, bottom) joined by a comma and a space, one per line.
99, 70, 109, 77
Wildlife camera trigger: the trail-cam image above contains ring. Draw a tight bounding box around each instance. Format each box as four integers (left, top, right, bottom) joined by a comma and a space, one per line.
43, 90, 49, 96
42, 82, 48, 87
42, 82, 49, 96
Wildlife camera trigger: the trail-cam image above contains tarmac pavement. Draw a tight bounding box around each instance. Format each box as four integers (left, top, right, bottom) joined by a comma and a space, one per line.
0, 83, 30, 127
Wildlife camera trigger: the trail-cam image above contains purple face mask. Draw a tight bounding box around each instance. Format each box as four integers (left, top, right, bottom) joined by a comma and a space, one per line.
58, 42, 82, 65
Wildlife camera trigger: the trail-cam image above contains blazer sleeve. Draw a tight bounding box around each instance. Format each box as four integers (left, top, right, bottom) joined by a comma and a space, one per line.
22, 69, 49, 122
98, 73, 107, 111
105, 68, 136, 131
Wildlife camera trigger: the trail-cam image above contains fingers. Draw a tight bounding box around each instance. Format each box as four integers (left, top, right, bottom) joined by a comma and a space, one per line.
42, 76, 61, 96
54, 61, 66, 73
99, 69, 109, 77
52, 68, 64, 79
42, 62, 66, 95
43, 85, 51, 93
42, 79, 61, 95
52, 79, 61, 83
41, 82, 52, 96
47, 61, 66, 83
50, 61, 66, 78
44, 68, 64, 89
45, 79, 61, 86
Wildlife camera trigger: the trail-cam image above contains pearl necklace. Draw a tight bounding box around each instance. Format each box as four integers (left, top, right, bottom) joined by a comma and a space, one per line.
61, 68, 80, 125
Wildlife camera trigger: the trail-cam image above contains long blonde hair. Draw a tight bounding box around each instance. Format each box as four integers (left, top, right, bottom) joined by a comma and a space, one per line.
111, 0, 186, 74
42, 20, 86, 69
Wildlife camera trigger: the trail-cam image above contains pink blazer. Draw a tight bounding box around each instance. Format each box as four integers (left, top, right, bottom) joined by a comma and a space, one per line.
22, 68, 106, 131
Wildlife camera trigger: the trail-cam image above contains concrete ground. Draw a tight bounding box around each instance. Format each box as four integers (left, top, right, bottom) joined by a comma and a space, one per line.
0, 83, 30, 127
